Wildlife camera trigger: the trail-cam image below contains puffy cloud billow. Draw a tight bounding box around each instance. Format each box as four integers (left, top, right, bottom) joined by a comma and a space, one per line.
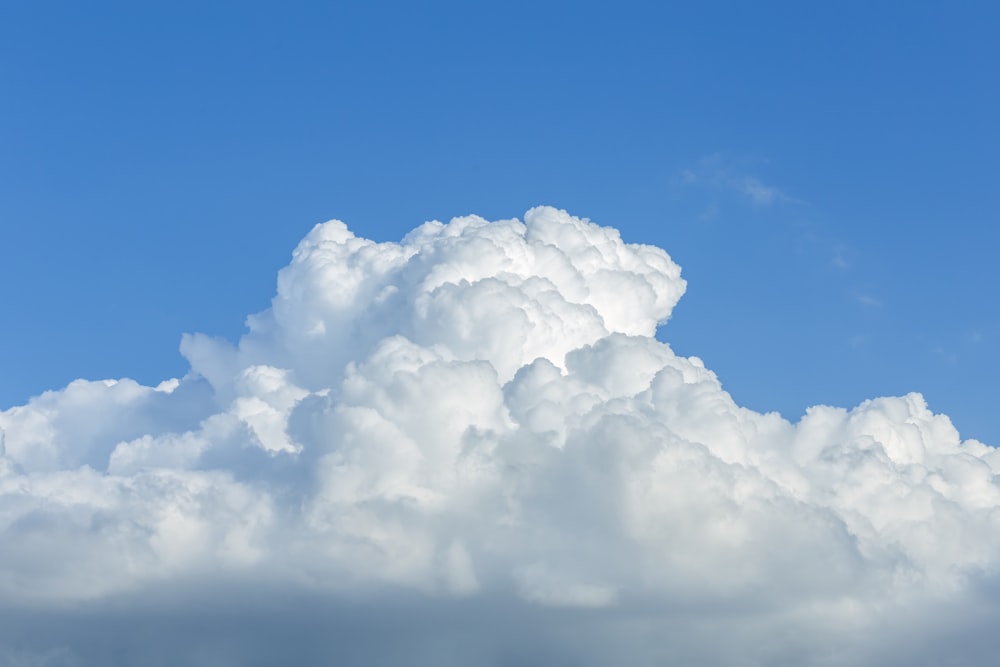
1, 207, 998, 666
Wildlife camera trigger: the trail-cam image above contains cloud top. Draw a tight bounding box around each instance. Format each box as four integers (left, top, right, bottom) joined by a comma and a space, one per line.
1, 207, 997, 665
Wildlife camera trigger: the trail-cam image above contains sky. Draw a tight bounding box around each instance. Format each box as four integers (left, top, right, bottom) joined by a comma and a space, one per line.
2, 0, 997, 443
1, 2, 999, 665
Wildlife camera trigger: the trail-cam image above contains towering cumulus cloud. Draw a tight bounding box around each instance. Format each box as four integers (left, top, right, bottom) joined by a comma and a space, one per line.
1, 207, 997, 666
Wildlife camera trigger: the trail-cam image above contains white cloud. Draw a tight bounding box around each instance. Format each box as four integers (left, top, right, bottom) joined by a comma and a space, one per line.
0, 206, 997, 665
678, 154, 799, 207
833, 243, 852, 270
740, 176, 783, 205
858, 294, 882, 307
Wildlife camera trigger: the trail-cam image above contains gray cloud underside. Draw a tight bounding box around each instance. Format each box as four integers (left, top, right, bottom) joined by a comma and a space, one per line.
1, 208, 997, 666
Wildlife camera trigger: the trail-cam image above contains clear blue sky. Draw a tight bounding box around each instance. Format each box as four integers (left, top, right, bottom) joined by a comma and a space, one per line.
2, 0, 997, 444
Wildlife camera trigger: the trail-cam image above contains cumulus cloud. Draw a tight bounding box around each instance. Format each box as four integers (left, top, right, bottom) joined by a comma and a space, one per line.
1, 206, 998, 665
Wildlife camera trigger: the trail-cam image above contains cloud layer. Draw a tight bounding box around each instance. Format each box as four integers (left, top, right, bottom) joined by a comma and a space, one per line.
1, 207, 998, 665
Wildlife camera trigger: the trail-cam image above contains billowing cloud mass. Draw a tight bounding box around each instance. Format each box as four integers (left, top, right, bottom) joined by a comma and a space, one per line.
1, 207, 998, 666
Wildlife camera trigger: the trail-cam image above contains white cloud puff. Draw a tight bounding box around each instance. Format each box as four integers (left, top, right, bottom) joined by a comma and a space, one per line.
1, 206, 997, 666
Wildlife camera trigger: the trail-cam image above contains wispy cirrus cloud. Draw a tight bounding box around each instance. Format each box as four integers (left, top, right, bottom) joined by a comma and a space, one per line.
832, 243, 852, 270
857, 294, 882, 307
678, 153, 801, 207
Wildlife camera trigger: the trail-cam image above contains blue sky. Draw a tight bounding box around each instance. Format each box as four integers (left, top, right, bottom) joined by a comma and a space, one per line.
2, 0, 997, 444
